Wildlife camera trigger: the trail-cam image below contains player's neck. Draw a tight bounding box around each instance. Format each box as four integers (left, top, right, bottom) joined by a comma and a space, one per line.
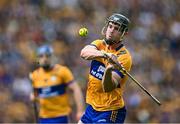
108, 41, 122, 50
42, 65, 54, 72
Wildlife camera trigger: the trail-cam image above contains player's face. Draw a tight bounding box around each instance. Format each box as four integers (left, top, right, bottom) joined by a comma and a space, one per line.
38, 54, 51, 68
105, 22, 121, 43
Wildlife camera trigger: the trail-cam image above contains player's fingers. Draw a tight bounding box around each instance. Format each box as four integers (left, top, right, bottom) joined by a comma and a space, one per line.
108, 54, 118, 65
101, 51, 119, 66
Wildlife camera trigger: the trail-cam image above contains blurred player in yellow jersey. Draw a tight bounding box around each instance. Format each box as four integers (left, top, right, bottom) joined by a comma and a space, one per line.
30, 45, 84, 123
79, 13, 132, 123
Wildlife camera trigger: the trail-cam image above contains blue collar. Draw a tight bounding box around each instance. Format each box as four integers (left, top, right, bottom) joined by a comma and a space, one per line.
116, 44, 124, 51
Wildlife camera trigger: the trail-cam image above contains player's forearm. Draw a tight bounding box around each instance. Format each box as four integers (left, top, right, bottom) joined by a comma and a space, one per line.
73, 84, 84, 112
80, 46, 105, 60
102, 68, 116, 92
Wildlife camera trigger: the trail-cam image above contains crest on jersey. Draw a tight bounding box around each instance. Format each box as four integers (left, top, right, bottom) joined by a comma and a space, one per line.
51, 76, 57, 82
117, 50, 127, 56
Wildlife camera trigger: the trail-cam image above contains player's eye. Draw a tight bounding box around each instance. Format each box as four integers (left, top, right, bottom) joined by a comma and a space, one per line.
114, 27, 119, 31
109, 24, 113, 29
108, 23, 120, 31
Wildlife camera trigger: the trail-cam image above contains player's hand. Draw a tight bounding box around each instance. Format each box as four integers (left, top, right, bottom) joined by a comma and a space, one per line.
101, 51, 119, 64
30, 93, 38, 102
108, 54, 119, 65
76, 111, 84, 121
30, 93, 35, 101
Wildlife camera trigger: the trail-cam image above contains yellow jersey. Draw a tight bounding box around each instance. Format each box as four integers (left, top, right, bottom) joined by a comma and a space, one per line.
86, 39, 132, 111
30, 64, 74, 118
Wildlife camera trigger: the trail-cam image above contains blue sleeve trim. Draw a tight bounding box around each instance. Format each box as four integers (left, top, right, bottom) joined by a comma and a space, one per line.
113, 70, 124, 88
113, 69, 124, 78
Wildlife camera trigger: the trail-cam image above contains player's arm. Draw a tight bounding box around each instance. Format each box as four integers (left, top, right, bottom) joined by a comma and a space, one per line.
102, 64, 122, 92
29, 73, 39, 122
80, 45, 106, 60
62, 66, 84, 120
29, 73, 37, 101
68, 81, 84, 120
29, 77, 39, 102
102, 53, 124, 92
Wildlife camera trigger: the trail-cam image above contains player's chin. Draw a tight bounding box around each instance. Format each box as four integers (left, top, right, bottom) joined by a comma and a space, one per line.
106, 35, 113, 39
106, 37, 113, 42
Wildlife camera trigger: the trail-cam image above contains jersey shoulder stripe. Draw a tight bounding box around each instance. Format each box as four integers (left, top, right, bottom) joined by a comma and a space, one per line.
113, 69, 124, 78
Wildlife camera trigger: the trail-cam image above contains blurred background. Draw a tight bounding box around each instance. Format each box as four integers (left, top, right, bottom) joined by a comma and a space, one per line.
0, 0, 179, 123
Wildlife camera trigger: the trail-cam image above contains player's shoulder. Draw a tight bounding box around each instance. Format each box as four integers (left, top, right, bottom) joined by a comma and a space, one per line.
118, 45, 131, 56
117, 45, 132, 70
31, 67, 40, 75
54, 64, 70, 71
29, 68, 41, 80
117, 45, 132, 63
90, 39, 106, 49
54, 64, 66, 69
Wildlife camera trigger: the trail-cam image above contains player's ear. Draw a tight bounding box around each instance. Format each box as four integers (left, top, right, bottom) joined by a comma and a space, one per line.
101, 26, 106, 36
